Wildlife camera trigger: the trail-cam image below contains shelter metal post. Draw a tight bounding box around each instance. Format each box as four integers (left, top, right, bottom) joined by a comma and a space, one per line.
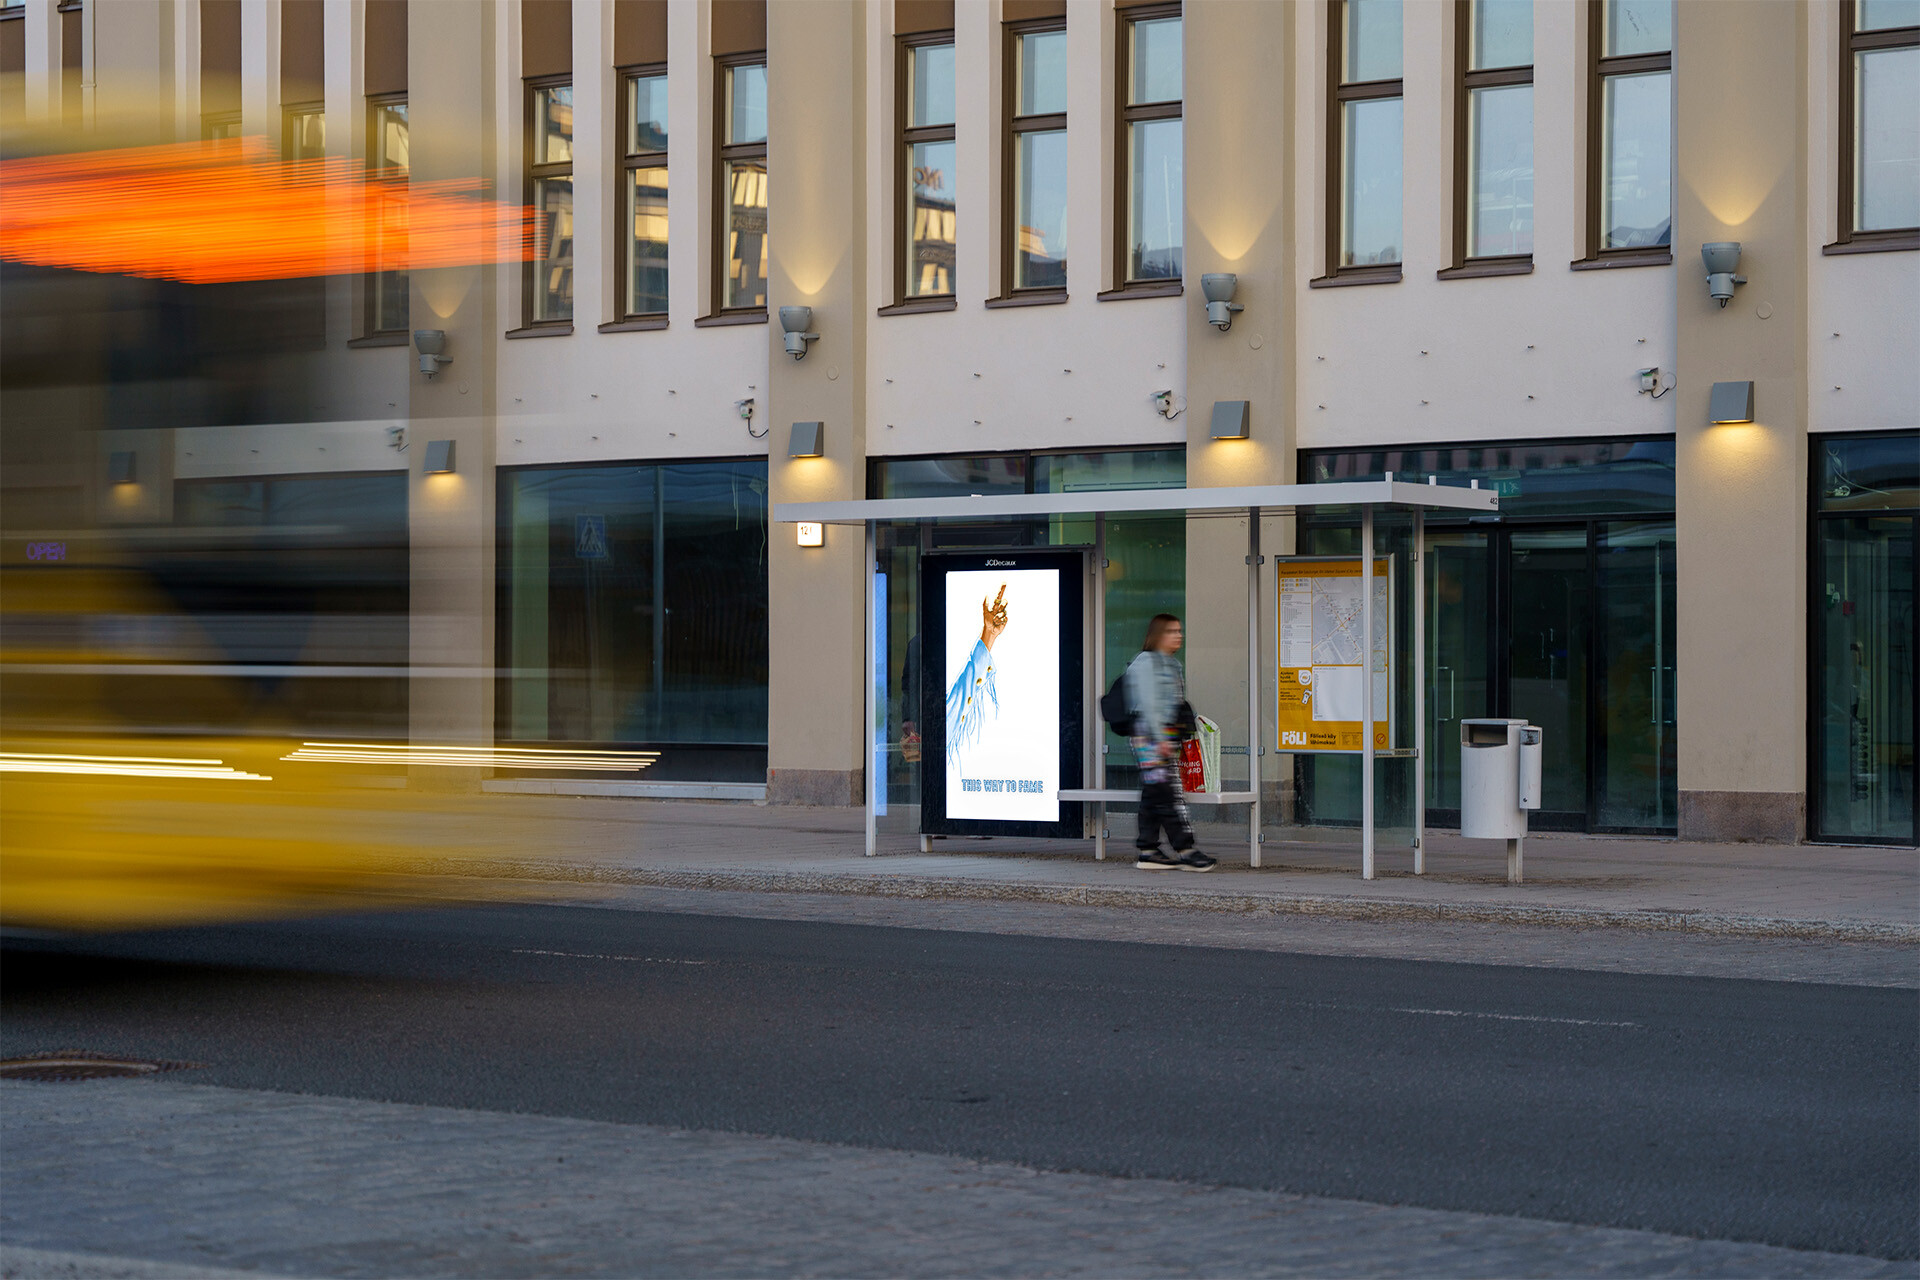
1361, 504, 1375, 880
1413, 506, 1425, 874
1093, 514, 1107, 860
865, 520, 877, 858
1247, 508, 1262, 868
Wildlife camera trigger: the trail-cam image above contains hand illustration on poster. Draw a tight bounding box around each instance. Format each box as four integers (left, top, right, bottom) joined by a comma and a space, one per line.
943, 568, 1059, 823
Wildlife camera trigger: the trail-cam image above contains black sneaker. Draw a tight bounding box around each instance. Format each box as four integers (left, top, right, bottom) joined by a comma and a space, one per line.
1174, 851, 1217, 872
1135, 850, 1179, 870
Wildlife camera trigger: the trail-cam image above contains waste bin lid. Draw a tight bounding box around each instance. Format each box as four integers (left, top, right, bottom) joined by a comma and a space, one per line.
1461, 717, 1526, 747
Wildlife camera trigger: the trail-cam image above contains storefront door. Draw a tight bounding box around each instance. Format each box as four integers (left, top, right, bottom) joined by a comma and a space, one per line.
1421, 521, 1677, 833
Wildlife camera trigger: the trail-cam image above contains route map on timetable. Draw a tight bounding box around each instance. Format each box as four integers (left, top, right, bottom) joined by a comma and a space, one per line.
1311, 581, 1365, 666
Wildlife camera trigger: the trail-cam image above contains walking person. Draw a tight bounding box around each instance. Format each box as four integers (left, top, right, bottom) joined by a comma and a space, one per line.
1125, 614, 1215, 872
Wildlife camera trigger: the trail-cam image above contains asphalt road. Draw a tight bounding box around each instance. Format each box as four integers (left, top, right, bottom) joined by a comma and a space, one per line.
4, 904, 1914, 1261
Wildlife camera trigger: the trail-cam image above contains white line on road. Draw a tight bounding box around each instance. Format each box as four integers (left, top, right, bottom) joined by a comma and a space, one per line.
1392, 1006, 1641, 1028
511, 949, 714, 965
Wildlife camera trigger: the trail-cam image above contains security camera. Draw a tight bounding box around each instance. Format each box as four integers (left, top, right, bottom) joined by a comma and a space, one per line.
1201, 273, 1243, 331
1701, 243, 1747, 309
778, 306, 819, 361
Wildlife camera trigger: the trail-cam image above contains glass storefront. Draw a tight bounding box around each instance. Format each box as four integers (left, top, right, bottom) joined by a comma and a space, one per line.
1301, 438, 1677, 833
869, 447, 1185, 817
496, 459, 768, 780
1812, 433, 1917, 844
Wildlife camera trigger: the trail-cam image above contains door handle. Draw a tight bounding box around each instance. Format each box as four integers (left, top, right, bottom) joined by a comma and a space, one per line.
1435, 666, 1456, 722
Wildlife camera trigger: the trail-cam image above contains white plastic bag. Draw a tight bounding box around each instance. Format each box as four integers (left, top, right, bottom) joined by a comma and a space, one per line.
1195, 715, 1221, 793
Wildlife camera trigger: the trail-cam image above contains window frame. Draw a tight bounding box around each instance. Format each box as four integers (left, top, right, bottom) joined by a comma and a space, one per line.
1831, 0, 1920, 255
884, 29, 959, 315
519, 73, 576, 334
281, 100, 326, 160
1104, 3, 1184, 300
994, 15, 1070, 307
1314, 0, 1404, 288
703, 51, 769, 326
1574, 0, 1673, 270
1441, 0, 1533, 279
356, 91, 411, 345
608, 62, 670, 330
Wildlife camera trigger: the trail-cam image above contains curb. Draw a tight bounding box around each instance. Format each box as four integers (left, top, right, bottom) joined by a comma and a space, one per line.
420, 858, 1920, 945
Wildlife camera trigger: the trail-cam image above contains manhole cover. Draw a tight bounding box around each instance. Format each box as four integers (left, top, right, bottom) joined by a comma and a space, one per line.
0, 1050, 199, 1082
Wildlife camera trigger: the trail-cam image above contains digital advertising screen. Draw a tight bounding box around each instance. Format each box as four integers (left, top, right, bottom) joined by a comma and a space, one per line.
919, 550, 1084, 838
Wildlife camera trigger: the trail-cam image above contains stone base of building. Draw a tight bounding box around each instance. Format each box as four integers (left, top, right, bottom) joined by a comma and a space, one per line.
1679, 790, 1805, 843
766, 768, 864, 807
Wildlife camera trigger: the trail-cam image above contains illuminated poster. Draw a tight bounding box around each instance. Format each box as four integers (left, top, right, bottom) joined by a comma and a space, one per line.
920, 551, 1084, 837
1275, 557, 1393, 752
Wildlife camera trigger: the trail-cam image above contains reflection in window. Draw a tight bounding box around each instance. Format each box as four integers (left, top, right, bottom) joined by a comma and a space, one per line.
903, 38, 956, 299
1122, 13, 1183, 283
1853, 35, 1919, 233
1593, 0, 1671, 254
370, 96, 409, 334
622, 71, 668, 317
1009, 23, 1067, 291
1462, 0, 1532, 261
719, 61, 768, 312
284, 106, 325, 160
529, 83, 574, 322
1332, 0, 1402, 270
500, 460, 769, 758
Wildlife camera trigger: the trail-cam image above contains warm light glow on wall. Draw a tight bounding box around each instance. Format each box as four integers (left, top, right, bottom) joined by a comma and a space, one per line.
0, 138, 536, 284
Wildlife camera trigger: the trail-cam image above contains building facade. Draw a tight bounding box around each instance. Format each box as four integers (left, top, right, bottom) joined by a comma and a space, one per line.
2, 0, 1915, 843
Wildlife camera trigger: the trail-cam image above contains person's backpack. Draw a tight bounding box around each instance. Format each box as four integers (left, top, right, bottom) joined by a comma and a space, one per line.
1098, 675, 1134, 735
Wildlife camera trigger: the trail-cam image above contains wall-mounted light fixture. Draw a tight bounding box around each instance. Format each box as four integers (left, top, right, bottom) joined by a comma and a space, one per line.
107, 450, 136, 485
1701, 243, 1747, 309
779, 306, 819, 361
414, 329, 453, 377
422, 439, 457, 473
1708, 381, 1755, 425
1209, 400, 1250, 439
788, 421, 824, 458
796, 522, 825, 548
1201, 274, 1243, 331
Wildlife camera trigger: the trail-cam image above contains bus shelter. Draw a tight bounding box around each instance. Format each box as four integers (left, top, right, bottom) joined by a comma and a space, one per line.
775, 479, 1498, 879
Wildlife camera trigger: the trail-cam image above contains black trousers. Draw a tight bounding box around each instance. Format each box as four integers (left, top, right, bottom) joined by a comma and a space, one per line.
1137, 778, 1195, 853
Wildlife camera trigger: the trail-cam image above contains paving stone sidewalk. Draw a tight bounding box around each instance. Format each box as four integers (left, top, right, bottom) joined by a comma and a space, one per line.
5, 1080, 1914, 1279
389, 796, 1920, 943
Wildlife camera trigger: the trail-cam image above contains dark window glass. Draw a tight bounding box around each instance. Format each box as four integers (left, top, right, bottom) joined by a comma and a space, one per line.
1817, 433, 1920, 512
1303, 438, 1676, 518
499, 460, 768, 753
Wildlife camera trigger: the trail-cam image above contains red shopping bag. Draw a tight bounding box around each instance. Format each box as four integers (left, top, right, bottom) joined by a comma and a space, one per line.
1180, 738, 1205, 792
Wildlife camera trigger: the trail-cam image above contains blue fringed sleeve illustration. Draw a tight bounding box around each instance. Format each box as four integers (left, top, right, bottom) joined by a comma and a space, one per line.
945, 640, 997, 765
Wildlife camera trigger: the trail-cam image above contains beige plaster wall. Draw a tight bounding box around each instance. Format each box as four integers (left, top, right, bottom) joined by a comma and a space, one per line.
1181, 0, 1294, 795
764, 0, 869, 806
1673, 0, 1810, 840
406, 0, 500, 782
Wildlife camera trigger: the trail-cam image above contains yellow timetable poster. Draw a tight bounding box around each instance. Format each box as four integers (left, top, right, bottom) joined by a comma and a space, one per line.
1276, 558, 1392, 752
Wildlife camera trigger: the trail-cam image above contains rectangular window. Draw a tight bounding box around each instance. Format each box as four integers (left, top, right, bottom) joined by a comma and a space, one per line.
619, 68, 669, 319
368, 94, 409, 336
283, 104, 326, 160
1004, 19, 1067, 296
1445, 0, 1532, 276
1582, 0, 1671, 264
714, 58, 768, 315
1115, 6, 1183, 291
896, 34, 956, 306
498, 459, 770, 779
1320, 0, 1403, 284
1835, 0, 1920, 251
526, 79, 574, 325
1810, 433, 1918, 844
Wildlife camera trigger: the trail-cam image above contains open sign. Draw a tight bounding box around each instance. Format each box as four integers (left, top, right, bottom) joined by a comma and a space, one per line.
25, 541, 66, 562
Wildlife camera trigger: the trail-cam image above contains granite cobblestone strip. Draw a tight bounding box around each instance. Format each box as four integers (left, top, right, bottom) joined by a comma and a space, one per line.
412, 857, 1920, 944
5, 1080, 1914, 1279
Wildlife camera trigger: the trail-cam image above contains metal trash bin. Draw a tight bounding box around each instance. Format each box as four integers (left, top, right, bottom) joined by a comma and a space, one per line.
1460, 718, 1538, 883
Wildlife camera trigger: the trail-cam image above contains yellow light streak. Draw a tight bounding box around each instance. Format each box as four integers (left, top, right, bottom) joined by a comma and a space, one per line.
281, 743, 659, 771
0, 753, 271, 780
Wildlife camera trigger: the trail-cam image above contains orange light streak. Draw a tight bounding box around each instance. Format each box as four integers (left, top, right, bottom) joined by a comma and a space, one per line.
0, 137, 535, 284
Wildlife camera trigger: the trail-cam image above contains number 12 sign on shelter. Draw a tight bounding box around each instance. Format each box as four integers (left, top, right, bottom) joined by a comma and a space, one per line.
1276, 558, 1393, 752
